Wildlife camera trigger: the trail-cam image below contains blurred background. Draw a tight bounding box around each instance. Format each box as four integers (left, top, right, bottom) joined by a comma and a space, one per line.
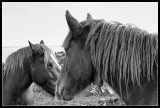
2, 2, 158, 62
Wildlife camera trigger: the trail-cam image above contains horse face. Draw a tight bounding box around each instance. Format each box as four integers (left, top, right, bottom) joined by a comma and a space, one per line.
56, 11, 94, 100
29, 41, 60, 97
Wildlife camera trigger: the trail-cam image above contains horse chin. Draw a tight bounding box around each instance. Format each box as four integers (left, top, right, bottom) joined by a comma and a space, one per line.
62, 94, 74, 101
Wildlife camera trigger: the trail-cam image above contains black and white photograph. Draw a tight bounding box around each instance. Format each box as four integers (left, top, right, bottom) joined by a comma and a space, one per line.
2, 2, 158, 106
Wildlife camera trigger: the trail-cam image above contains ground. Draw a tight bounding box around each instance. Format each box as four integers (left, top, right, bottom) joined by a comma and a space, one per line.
32, 83, 126, 106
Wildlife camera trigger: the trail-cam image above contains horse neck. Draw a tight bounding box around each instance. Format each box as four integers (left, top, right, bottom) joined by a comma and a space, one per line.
107, 68, 157, 105
2, 59, 33, 105
3, 74, 32, 105
15, 84, 34, 105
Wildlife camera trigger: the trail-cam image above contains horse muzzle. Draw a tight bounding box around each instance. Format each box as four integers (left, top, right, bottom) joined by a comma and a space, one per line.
62, 92, 74, 101
56, 87, 74, 101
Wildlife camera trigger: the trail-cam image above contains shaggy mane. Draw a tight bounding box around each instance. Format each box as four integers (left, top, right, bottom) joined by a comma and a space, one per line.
62, 19, 158, 97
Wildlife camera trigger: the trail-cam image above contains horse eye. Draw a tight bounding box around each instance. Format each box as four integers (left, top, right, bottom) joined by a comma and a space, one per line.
47, 62, 52, 67
64, 48, 68, 52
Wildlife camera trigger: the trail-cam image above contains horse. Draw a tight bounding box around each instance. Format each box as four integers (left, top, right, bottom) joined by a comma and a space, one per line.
56, 10, 158, 105
2, 40, 60, 105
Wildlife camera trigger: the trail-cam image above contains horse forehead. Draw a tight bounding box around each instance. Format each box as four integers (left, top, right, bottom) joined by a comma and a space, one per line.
38, 44, 61, 70
50, 52, 61, 70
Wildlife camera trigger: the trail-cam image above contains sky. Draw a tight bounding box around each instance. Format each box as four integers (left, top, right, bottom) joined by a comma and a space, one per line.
2, 2, 158, 47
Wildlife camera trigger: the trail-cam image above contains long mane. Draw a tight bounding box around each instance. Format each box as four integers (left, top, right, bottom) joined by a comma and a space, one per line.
3, 46, 32, 80
3, 44, 53, 80
63, 19, 158, 96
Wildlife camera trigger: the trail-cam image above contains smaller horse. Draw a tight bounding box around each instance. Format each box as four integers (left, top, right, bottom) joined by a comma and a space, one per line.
2, 40, 60, 105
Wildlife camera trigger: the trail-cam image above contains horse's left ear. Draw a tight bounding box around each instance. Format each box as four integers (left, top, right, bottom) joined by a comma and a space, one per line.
86, 13, 93, 21
28, 41, 34, 51
66, 10, 82, 36
40, 40, 45, 44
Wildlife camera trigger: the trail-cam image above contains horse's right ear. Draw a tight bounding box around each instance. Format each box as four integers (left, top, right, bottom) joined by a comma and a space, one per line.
40, 40, 45, 44
66, 10, 81, 36
28, 41, 34, 51
86, 13, 93, 21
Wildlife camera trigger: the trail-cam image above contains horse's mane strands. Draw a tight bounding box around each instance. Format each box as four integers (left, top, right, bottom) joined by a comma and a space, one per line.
62, 31, 72, 50
2, 62, 5, 79
85, 20, 158, 97
62, 18, 158, 98
40, 44, 53, 67
3, 46, 32, 79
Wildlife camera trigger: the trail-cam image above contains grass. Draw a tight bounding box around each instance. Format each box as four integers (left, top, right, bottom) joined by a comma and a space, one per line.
32, 83, 126, 106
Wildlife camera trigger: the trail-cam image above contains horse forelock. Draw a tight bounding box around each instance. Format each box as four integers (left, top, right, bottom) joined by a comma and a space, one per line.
38, 44, 61, 70
84, 19, 158, 97
36, 44, 53, 67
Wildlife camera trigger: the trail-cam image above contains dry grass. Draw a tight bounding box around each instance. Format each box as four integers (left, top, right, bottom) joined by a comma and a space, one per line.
32, 83, 125, 106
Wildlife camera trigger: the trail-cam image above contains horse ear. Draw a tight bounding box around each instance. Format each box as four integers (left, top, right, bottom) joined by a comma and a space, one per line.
86, 13, 93, 21
66, 10, 81, 36
28, 41, 34, 51
40, 40, 45, 44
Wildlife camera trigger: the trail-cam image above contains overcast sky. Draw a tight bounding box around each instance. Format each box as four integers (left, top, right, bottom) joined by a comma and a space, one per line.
2, 2, 158, 47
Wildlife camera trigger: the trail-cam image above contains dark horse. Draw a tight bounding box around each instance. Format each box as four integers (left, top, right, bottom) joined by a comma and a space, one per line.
2, 40, 60, 105
56, 10, 158, 105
